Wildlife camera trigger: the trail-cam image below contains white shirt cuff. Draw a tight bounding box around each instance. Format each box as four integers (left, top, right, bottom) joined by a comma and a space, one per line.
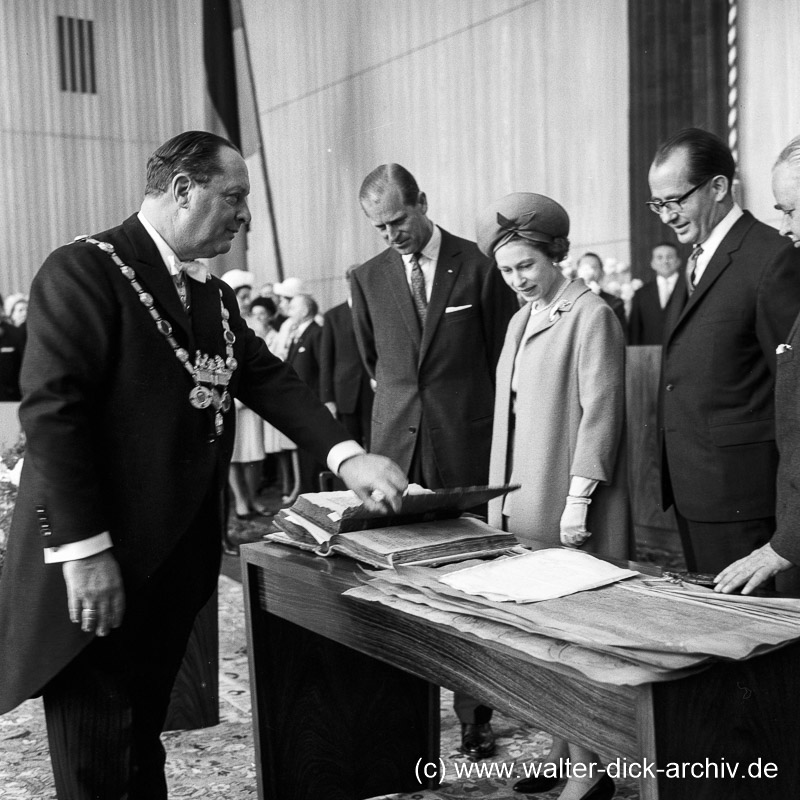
43, 532, 113, 563
327, 440, 365, 475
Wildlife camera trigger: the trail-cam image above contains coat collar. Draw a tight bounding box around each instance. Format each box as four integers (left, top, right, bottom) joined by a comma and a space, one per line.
511, 278, 590, 345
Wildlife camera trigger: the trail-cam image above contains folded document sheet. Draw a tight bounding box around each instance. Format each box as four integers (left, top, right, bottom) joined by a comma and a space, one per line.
438, 548, 638, 602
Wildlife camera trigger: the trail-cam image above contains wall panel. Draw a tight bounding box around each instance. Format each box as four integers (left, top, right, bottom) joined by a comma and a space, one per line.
243, 0, 629, 309
738, 0, 800, 229
0, 0, 205, 298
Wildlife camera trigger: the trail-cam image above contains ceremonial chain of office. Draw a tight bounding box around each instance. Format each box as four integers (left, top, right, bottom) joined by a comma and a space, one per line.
74, 235, 238, 437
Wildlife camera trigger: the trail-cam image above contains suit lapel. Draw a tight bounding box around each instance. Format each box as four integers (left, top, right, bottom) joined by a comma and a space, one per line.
385, 251, 422, 349
667, 212, 755, 341
420, 229, 460, 364
189, 277, 225, 357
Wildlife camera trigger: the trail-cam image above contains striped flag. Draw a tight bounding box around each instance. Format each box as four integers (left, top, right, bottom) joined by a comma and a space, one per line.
203, 0, 283, 281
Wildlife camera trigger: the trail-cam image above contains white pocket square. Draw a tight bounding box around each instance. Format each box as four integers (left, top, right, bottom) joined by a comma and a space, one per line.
445, 304, 472, 313
298, 346, 306, 353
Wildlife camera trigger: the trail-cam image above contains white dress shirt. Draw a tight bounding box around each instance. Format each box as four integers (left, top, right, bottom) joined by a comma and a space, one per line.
657, 272, 679, 309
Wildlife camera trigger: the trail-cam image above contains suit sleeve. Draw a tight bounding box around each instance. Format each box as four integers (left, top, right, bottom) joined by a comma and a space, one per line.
226, 295, 350, 463
350, 273, 377, 379
20, 246, 119, 547
480, 259, 519, 372
319, 311, 336, 404
756, 244, 800, 374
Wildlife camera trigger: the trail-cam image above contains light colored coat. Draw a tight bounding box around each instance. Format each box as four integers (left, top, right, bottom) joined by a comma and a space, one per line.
488, 279, 630, 558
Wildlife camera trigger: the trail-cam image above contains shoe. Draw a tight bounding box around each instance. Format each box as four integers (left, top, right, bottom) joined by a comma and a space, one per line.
577, 774, 615, 800
512, 771, 563, 794
222, 533, 240, 556
459, 722, 496, 761
249, 506, 272, 517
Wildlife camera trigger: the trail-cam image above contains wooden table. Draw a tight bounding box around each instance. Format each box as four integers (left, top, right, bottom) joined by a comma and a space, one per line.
241, 543, 799, 800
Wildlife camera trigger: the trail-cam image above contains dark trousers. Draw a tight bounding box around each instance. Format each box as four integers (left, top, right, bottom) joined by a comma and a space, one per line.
43, 496, 222, 800
674, 510, 775, 575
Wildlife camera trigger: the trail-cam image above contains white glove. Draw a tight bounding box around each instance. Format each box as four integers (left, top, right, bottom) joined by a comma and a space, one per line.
560, 496, 592, 547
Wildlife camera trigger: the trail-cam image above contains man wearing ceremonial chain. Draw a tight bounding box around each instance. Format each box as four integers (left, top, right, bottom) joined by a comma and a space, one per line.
0, 131, 406, 799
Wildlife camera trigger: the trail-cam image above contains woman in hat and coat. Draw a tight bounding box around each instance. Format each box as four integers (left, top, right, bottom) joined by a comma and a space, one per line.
477, 192, 628, 800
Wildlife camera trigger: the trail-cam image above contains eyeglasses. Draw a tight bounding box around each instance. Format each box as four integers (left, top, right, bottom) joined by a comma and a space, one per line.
646, 177, 712, 216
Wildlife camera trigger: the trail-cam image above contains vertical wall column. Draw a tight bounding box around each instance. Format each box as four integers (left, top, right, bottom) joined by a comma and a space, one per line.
628, 0, 729, 278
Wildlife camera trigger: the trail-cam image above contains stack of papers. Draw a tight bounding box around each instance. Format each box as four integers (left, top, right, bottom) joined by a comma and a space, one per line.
439, 548, 638, 602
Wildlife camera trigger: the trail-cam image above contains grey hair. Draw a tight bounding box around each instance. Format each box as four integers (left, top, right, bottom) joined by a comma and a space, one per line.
775, 135, 800, 170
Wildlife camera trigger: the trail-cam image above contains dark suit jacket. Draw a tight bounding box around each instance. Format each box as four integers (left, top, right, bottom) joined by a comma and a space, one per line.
351, 227, 517, 487
0, 214, 349, 714
0, 321, 25, 401
773, 315, 800, 564
628, 280, 676, 346
599, 289, 627, 335
286, 320, 322, 397
320, 302, 372, 415
659, 210, 800, 521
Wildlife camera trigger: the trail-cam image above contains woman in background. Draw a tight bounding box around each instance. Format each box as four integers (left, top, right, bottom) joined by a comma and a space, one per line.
477, 192, 629, 800
222, 271, 269, 520
250, 297, 301, 504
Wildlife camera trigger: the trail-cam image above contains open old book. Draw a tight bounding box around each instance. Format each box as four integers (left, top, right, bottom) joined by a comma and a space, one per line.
268, 485, 520, 568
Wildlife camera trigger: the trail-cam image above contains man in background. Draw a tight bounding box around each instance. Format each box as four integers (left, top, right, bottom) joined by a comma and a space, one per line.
575, 251, 627, 331
628, 241, 682, 345
285, 292, 325, 493
0, 293, 25, 401
648, 127, 800, 576
320, 266, 373, 449
0, 131, 405, 800
351, 163, 517, 759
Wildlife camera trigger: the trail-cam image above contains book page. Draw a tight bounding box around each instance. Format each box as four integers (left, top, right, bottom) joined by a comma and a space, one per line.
282, 512, 333, 545
339, 517, 504, 556
439, 548, 638, 603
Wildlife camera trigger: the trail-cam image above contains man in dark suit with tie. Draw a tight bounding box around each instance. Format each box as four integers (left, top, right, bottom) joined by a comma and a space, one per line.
351, 163, 517, 760
285, 292, 325, 492
648, 127, 800, 575
320, 266, 373, 448
0, 131, 406, 800
715, 133, 800, 594
628, 242, 682, 345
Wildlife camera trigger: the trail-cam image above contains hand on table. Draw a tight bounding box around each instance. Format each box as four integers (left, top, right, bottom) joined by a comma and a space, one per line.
713, 543, 793, 595
63, 550, 125, 637
339, 454, 408, 514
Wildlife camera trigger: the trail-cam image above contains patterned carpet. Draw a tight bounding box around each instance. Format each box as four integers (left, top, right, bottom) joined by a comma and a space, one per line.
0, 559, 648, 800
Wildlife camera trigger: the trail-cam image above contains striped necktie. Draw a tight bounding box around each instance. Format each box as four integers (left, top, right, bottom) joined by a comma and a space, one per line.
687, 245, 704, 295
409, 253, 427, 326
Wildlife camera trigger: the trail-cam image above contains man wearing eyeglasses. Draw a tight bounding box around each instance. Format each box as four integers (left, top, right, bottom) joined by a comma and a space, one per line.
647, 127, 800, 579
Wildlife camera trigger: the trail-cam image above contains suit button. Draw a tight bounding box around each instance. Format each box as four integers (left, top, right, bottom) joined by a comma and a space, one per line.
408, 426, 417, 433
666, 384, 674, 391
